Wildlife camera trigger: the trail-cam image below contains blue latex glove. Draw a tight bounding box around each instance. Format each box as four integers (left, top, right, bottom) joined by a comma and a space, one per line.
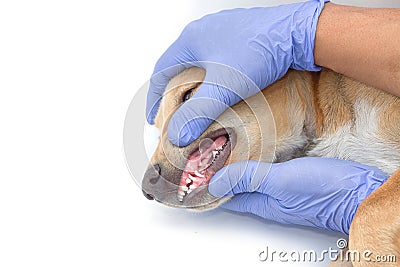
147, 0, 329, 146
208, 158, 388, 234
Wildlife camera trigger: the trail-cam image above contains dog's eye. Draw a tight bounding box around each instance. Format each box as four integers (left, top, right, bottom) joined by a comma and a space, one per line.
182, 88, 194, 102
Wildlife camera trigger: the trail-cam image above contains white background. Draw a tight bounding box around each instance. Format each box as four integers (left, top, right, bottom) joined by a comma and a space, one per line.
1, 1, 399, 266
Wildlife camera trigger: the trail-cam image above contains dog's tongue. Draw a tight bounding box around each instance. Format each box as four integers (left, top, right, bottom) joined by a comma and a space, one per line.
186, 135, 227, 173
178, 136, 227, 197
185, 136, 226, 171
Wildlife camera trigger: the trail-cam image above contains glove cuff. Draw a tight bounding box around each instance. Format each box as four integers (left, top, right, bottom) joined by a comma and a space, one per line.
291, 0, 329, 71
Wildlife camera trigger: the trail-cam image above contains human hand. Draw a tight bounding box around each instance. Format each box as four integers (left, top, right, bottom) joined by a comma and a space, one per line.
208, 158, 388, 234
146, 0, 328, 146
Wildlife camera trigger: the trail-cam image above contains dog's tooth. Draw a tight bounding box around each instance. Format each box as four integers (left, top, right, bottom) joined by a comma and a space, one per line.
179, 186, 188, 192
187, 174, 195, 181
189, 184, 197, 190
212, 150, 218, 158
178, 191, 185, 196
194, 170, 205, 178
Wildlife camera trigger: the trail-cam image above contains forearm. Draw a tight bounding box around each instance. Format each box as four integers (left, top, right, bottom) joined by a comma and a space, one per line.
314, 3, 400, 97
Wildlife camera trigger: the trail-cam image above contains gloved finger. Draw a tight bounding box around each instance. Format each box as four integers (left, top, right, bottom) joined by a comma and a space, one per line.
146, 64, 186, 125
146, 40, 197, 125
167, 64, 261, 146
220, 192, 335, 231
220, 192, 312, 227
167, 94, 230, 147
210, 158, 389, 199
208, 161, 273, 197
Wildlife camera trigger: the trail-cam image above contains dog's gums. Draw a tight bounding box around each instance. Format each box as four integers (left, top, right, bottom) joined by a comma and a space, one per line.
177, 134, 230, 202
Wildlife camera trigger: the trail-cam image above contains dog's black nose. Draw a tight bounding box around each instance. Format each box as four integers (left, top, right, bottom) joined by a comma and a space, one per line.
141, 164, 162, 201
149, 164, 161, 185
142, 190, 154, 200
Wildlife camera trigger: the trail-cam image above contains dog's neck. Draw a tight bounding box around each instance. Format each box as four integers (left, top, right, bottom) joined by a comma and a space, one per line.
275, 69, 400, 175
262, 70, 321, 162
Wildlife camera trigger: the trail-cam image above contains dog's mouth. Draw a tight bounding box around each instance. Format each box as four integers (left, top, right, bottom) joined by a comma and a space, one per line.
177, 128, 235, 203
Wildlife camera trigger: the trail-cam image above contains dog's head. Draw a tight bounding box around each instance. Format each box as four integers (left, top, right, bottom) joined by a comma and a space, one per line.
142, 67, 276, 210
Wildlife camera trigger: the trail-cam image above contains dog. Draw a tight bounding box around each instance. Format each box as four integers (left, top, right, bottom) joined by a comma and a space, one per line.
142, 67, 400, 266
